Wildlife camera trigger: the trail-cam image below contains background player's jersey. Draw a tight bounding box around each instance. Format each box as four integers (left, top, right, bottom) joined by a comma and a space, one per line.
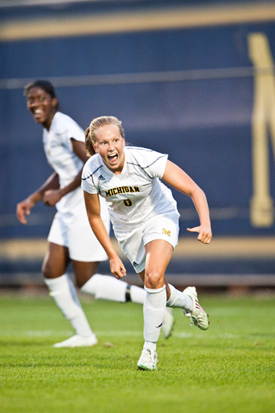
81, 146, 179, 241
43, 111, 108, 218
43, 112, 84, 189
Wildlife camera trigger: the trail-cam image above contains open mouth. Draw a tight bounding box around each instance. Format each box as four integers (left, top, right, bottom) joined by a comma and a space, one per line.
108, 153, 118, 164
32, 108, 44, 119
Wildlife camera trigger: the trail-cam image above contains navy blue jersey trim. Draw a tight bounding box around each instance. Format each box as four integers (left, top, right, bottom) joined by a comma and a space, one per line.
126, 154, 167, 170
125, 146, 154, 153
81, 165, 104, 184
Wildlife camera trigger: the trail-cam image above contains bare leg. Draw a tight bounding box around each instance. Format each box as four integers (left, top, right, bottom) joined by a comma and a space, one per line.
42, 242, 69, 279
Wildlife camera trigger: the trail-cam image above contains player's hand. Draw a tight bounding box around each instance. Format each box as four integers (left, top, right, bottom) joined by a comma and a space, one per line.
187, 225, 212, 244
16, 199, 34, 224
109, 256, 127, 279
43, 189, 62, 207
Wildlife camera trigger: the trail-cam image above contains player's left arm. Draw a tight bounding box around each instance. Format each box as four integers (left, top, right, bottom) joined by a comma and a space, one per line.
43, 139, 88, 206
162, 160, 212, 244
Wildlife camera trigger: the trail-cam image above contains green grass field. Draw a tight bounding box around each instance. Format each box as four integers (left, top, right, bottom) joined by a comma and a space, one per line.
0, 291, 274, 413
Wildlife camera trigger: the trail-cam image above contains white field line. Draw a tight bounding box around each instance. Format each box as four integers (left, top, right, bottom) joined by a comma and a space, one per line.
0, 330, 271, 341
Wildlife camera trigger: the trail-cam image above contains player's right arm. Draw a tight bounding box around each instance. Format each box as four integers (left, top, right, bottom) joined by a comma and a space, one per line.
83, 190, 126, 279
16, 172, 59, 224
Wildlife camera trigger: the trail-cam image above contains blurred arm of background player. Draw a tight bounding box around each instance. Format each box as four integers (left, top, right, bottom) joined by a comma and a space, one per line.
16, 139, 88, 224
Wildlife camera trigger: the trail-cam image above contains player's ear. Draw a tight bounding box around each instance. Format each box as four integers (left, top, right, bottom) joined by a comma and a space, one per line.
52, 97, 58, 109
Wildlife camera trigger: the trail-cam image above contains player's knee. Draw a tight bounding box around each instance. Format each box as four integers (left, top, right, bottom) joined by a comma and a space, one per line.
74, 271, 96, 288
75, 277, 88, 289
144, 270, 163, 289
42, 261, 58, 279
42, 262, 50, 278
73, 262, 99, 288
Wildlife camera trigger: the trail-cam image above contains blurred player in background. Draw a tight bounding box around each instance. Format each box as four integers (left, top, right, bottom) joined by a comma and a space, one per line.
16, 81, 174, 348
82, 116, 212, 370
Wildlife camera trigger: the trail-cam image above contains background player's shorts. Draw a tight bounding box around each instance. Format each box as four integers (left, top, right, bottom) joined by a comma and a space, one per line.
48, 211, 109, 262
118, 212, 179, 273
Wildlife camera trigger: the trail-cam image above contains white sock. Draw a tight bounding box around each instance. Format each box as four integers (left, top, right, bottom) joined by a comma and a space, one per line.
81, 273, 145, 304
143, 341, 157, 352
129, 285, 145, 304
44, 274, 94, 338
166, 284, 193, 312
143, 285, 166, 343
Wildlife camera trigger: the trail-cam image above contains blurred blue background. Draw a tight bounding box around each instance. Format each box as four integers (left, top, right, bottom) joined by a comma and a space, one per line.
1, 0, 275, 285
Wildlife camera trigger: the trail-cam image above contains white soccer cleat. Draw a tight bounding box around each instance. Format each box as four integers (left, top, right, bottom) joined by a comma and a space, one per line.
137, 349, 158, 371
162, 307, 174, 339
183, 286, 209, 330
53, 334, 98, 348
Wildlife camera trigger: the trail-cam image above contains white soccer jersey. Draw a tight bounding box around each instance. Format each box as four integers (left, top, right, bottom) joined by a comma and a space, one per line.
43, 111, 109, 220
42, 112, 84, 214
81, 146, 179, 241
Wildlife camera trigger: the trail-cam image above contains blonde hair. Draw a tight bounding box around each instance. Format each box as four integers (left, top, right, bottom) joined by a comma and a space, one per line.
85, 116, 125, 156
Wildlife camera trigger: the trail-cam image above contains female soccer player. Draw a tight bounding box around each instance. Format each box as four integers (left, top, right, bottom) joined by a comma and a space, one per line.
16, 81, 174, 348
82, 116, 212, 370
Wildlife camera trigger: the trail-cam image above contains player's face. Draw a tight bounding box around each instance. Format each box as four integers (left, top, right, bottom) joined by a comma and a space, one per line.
26, 87, 58, 130
93, 124, 125, 174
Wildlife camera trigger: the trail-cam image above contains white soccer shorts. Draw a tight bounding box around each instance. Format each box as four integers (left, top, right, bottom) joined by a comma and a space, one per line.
48, 211, 109, 262
118, 212, 179, 273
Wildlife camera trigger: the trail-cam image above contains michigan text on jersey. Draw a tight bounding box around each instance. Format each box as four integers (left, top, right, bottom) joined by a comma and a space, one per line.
105, 186, 140, 197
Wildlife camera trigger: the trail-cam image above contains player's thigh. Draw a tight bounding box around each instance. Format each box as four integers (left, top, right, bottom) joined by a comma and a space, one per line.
42, 242, 70, 278
144, 239, 173, 288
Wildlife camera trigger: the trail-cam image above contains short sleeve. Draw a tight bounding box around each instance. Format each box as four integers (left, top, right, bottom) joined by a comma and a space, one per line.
58, 114, 85, 151
66, 119, 85, 143
146, 152, 168, 179
81, 158, 99, 194
130, 147, 168, 179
